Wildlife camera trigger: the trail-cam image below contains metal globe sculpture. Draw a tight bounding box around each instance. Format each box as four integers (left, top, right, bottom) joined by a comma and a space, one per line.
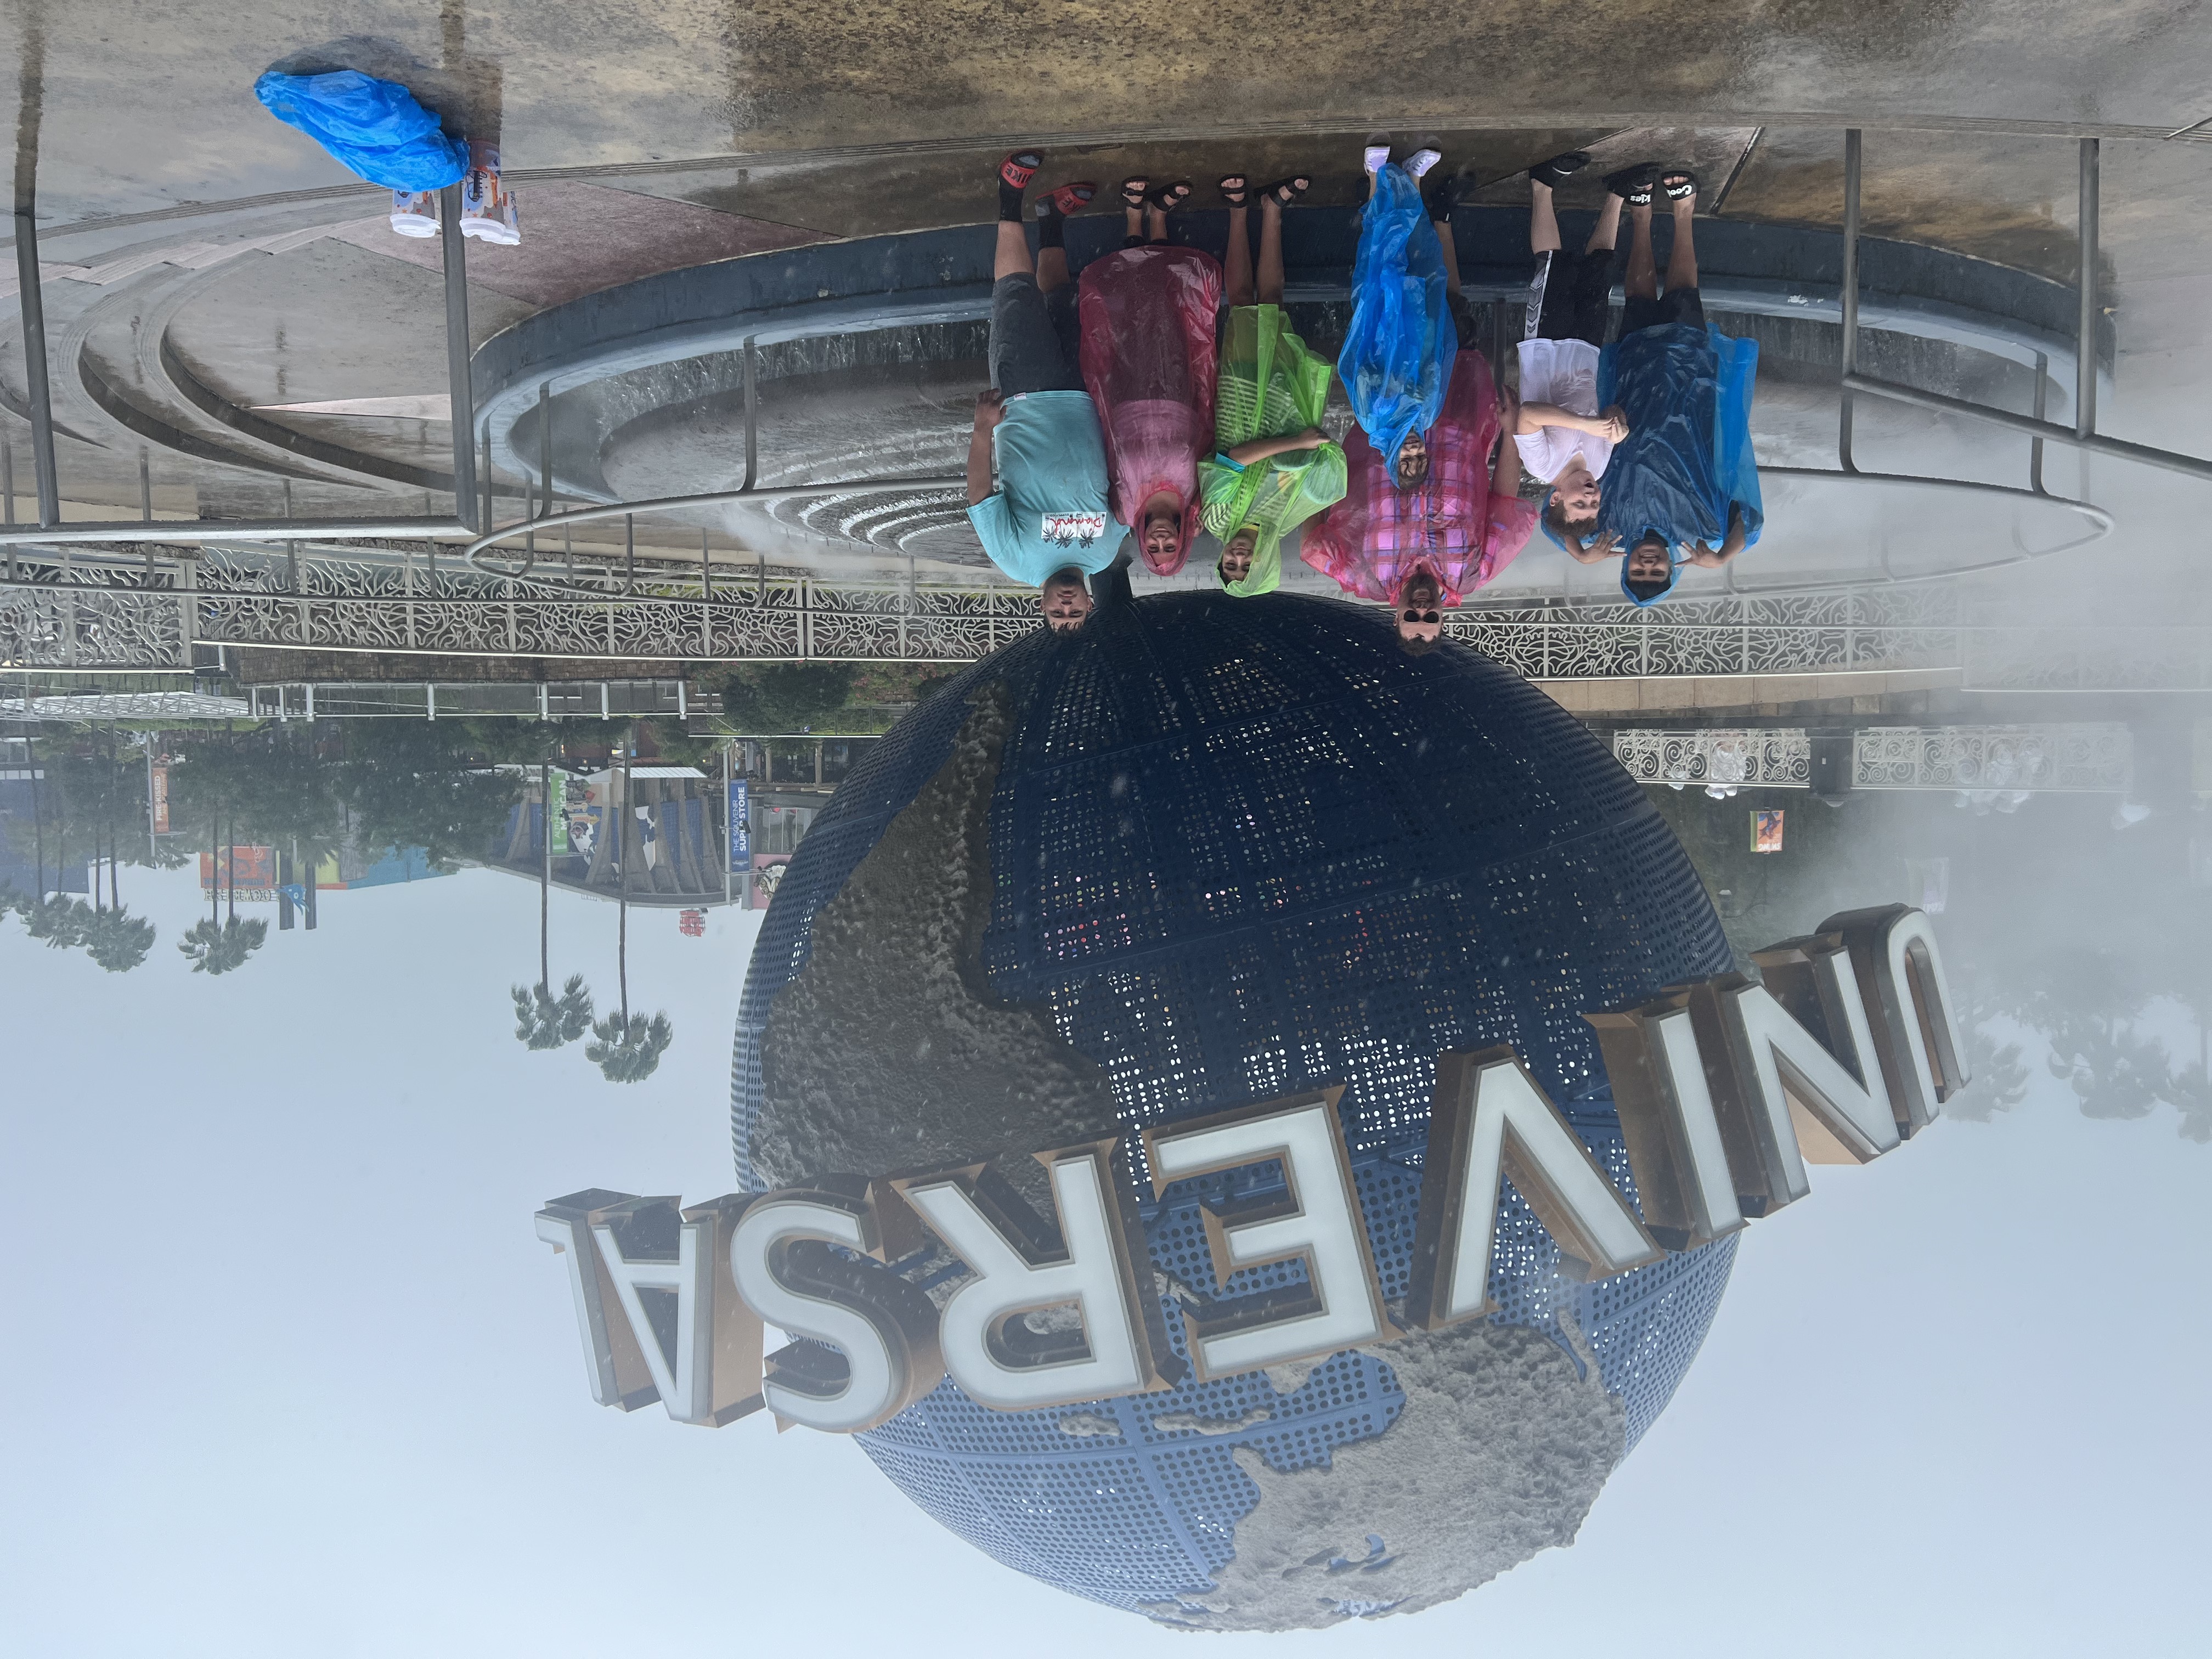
730, 591, 1738, 1629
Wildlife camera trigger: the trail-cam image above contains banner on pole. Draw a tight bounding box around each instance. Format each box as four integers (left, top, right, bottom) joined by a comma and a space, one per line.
727, 778, 750, 873
548, 770, 569, 855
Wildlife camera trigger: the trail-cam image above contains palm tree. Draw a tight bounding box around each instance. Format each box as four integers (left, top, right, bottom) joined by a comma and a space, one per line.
176, 915, 266, 976
512, 973, 594, 1051
86, 907, 156, 972
176, 916, 223, 970
588, 729, 673, 1083
27, 895, 89, 950
587, 1011, 674, 1082
2044, 1015, 2170, 1122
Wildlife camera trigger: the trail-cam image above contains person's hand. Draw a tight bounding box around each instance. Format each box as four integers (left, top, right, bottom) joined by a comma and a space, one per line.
974, 389, 1007, 429
1298, 426, 1328, 447
1589, 529, 1621, 558
1595, 405, 1628, 443
1494, 386, 1521, 432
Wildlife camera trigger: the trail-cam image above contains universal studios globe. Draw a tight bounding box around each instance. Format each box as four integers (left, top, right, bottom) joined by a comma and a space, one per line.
729, 590, 1737, 1630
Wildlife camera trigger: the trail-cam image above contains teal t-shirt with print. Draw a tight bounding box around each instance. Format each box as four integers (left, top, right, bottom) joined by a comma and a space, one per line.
966, 390, 1115, 584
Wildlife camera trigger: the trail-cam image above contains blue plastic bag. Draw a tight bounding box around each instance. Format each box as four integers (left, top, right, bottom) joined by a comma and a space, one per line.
253, 70, 467, 192
1336, 165, 1455, 485
1593, 323, 1764, 605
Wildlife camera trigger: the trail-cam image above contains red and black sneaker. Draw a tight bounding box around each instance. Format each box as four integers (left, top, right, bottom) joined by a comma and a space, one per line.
1042, 180, 1098, 215
998, 150, 1044, 192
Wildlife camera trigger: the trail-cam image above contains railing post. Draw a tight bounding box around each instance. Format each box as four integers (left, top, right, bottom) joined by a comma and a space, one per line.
11, 211, 63, 527
2030, 349, 2049, 494
438, 185, 477, 532
2076, 137, 2100, 442
742, 336, 758, 493
1839, 129, 1861, 475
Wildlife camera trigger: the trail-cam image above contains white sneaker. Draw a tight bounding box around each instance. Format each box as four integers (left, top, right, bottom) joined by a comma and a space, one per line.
1406, 148, 1443, 179
1363, 144, 1392, 176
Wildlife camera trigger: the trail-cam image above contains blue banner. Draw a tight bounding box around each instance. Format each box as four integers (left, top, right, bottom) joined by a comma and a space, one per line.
727, 779, 750, 872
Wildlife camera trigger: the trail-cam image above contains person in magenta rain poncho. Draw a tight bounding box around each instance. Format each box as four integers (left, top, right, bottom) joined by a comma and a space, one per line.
1304, 145, 1538, 652
965, 149, 1118, 629
1076, 176, 1223, 577
1584, 168, 1763, 606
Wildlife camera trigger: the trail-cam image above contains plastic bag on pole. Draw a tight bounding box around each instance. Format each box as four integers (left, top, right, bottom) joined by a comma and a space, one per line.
1336, 165, 1454, 484
253, 70, 467, 193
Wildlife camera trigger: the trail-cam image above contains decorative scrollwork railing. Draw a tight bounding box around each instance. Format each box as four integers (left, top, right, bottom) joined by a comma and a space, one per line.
1611, 729, 1814, 788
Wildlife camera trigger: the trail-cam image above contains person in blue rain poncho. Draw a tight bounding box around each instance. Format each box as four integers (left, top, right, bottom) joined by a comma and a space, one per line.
1337, 144, 1453, 488
1579, 169, 1763, 606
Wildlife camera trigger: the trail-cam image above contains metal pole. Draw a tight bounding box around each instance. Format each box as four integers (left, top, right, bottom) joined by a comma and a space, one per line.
534, 380, 551, 555
742, 336, 758, 492
1839, 129, 1861, 475
12, 211, 64, 526
439, 185, 477, 531
2075, 137, 2100, 442
482, 426, 493, 538
2030, 350, 2049, 494
139, 452, 152, 522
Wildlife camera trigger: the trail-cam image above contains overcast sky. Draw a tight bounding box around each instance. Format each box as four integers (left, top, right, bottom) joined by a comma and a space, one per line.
3, 858, 2206, 1658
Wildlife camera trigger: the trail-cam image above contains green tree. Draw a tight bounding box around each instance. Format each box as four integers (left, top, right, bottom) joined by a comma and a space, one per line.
176, 915, 267, 975
588, 731, 673, 1084
714, 663, 857, 733
587, 1011, 674, 1083
84, 907, 157, 973
513, 974, 594, 1051
333, 724, 522, 870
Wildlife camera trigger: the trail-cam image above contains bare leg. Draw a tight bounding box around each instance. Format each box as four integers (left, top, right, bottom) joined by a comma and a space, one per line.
994, 220, 1034, 283
1583, 194, 1623, 257
1662, 193, 1699, 294
1147, 203, 1167, 245
1432, 211, 1463, 295
1038, 245, 1069, 294
1624, 202, 1657, 301
1124, 204, 1144, 242
1257, 195, 1285, 306
1530, 179, 1561, 256
1224, 204, 1254, 306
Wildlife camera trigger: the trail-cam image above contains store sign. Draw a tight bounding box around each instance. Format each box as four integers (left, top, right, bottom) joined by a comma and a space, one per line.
727, 778, 749, 872
539, 905, 1966, 1435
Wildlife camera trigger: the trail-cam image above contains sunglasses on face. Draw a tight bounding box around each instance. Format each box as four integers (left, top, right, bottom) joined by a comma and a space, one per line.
1401, 609, 1441, 625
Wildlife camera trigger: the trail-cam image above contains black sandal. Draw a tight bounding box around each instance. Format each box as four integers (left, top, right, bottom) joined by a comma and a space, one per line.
1147, 180, 1193, 212
1604, 162, 1660, 206
1260, 175, 1311, 206
1119, 177, 1150, 209
1661, 169, 1700, 202
1218, 174, 1251, 207
1530, 151, 1590, 189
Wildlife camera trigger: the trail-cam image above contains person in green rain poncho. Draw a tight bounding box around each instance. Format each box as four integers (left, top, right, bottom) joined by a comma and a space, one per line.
1199, 172, 1346, 596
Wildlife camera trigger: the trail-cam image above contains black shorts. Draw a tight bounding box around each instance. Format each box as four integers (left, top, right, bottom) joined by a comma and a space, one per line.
1621, 286, 1706, 336
990, 273, 1084, 396
1526, 247, 1615, 348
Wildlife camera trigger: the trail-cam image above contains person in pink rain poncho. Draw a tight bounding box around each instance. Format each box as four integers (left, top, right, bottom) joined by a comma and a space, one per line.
1077, 179, 1223, 576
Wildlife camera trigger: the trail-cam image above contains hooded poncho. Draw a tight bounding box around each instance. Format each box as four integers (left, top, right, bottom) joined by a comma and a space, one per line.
1199, 305, 1347, 596
1077, 245, 1223, 576
1337, 163, 1455, 485
1593, 323, 1764, 605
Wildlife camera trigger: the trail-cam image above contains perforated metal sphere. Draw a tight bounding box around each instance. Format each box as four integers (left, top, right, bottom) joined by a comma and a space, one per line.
731, 591, 1738, 1625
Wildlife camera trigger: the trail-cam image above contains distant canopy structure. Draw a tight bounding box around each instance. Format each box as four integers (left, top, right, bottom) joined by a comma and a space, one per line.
252, 69, 467, 192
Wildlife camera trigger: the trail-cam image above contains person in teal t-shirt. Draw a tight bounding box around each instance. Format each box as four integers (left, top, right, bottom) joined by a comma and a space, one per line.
966, 149, 1116, 627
